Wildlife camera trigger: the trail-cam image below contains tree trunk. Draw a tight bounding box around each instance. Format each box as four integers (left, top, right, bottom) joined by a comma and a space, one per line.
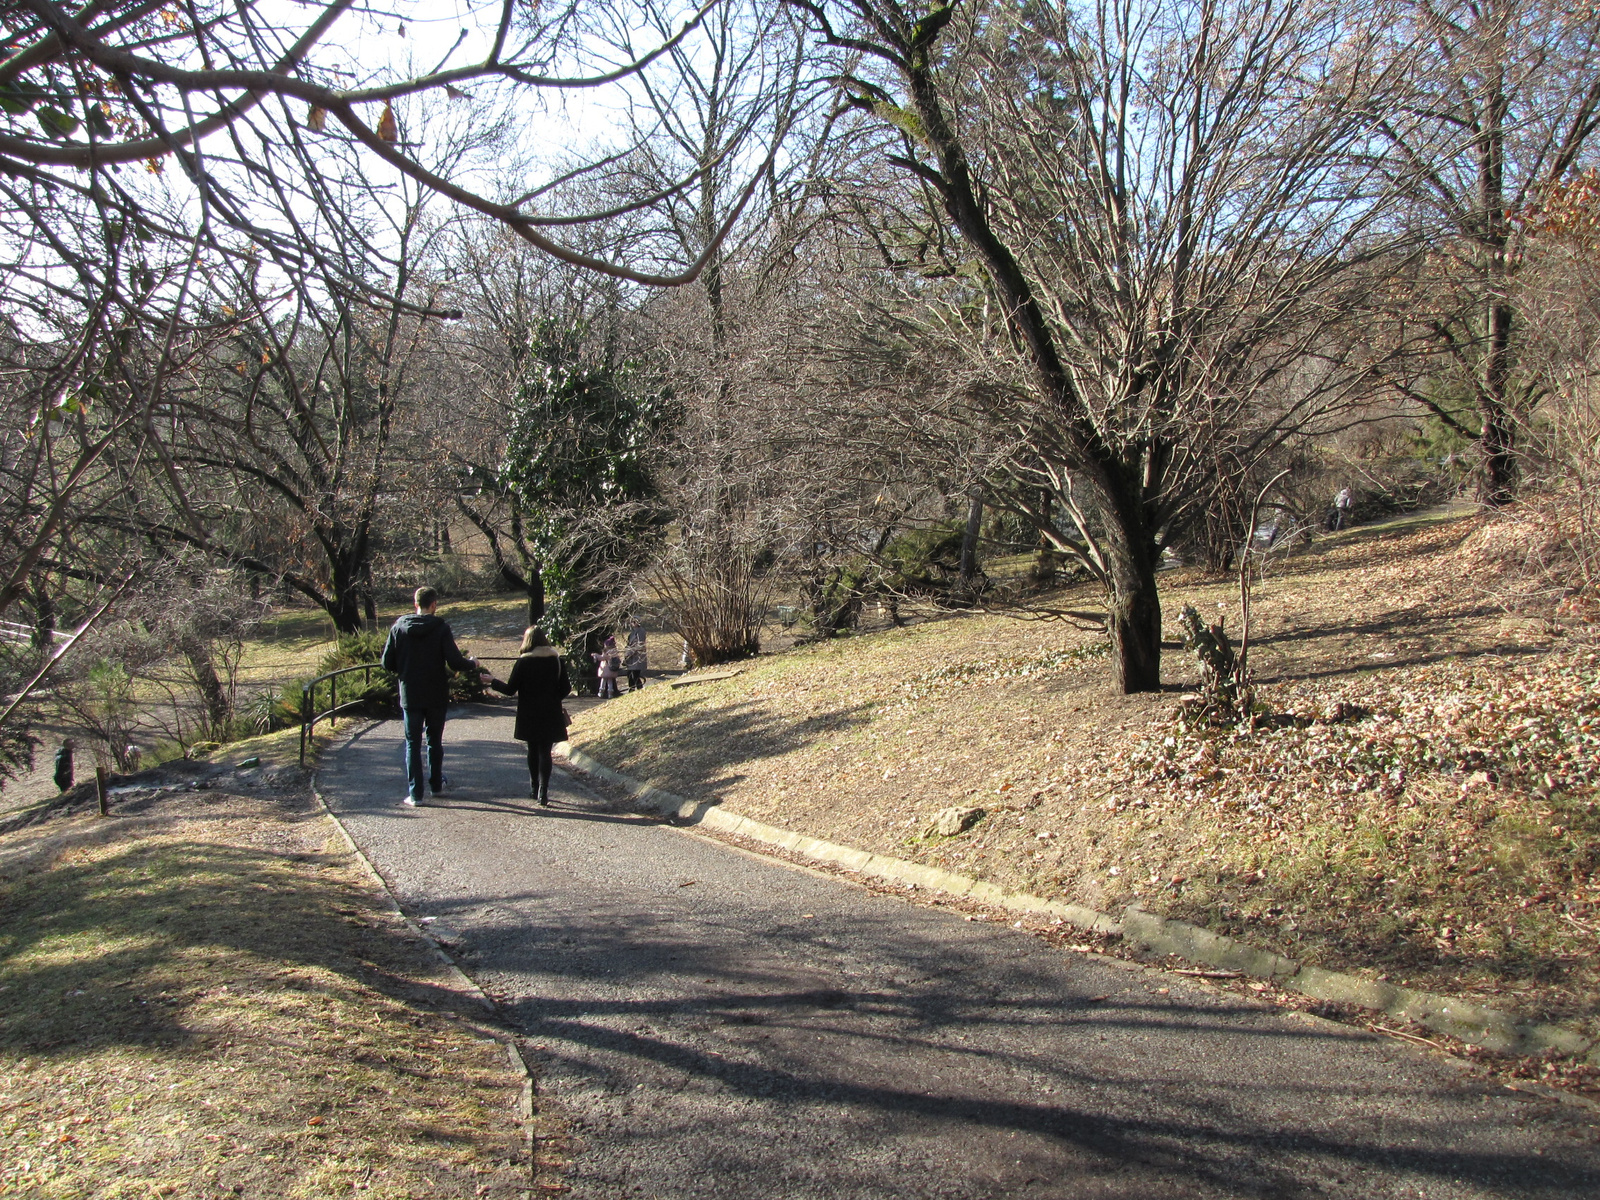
958, 488, 983, 591
1478, 298, 1517, 506
1030, 491, 1057, 588
526, 562, 545, 627
325, 563, 365, 635
1099, 502, 1164, 692
361, 560, 377, 626
1474, 49, 1516, 507
180, 634, 231, 738
1105, 549, 1163, 693
29, 577, 54, 649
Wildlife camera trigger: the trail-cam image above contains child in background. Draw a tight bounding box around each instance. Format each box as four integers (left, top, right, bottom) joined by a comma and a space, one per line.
594, 635, 622, 698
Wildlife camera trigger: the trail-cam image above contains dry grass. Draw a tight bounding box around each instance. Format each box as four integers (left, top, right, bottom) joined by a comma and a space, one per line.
569, 508, 1600, 1052
0, 730, 528, 1200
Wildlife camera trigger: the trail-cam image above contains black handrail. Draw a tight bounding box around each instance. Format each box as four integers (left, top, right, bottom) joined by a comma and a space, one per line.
297, 657, 525, 765
299, 662, 381, 766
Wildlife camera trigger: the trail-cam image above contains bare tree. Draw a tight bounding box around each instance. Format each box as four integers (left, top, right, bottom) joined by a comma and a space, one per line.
1374, 0, 1600, 504
0, 0, 788, 286
785, 0, 1413, 691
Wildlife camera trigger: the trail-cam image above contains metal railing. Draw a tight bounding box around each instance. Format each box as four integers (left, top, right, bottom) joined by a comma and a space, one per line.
298, 657, 523, 765
299, 663, 382, 765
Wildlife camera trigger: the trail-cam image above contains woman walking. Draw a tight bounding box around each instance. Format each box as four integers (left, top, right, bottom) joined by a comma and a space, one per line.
488, 627, 572, 806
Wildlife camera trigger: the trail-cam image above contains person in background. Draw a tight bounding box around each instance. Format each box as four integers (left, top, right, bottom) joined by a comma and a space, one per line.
381, 586, 488, 807
53, 740, 73, 793
488, 627, 571, 806
623, 616, 648, 692
1333, 486, 1354, 531
593, 635, 621, 699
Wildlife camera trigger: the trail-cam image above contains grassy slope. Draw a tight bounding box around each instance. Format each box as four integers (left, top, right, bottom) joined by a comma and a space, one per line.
570, 512, 1599, 1039
0, 729, 530, 1199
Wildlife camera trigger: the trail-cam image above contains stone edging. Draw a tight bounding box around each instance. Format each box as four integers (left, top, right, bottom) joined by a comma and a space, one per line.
564, 747, 1597, 1065
311, 745, 536, 1165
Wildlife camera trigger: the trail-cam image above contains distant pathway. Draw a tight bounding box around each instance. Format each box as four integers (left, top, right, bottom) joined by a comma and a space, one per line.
319, 706, 1598, 1200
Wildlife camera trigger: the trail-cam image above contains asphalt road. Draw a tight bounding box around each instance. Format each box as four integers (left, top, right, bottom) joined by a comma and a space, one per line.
319, 706, 1600, 1199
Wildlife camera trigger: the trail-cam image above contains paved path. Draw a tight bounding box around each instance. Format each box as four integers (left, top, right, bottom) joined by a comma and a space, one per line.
320, 707, 1599, 1199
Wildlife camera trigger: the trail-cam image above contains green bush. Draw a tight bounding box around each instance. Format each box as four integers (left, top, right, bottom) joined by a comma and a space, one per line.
244, 686, 301, 734
316, 630, 386, 675
881, 522, 967, 594
296, 632, 396, 719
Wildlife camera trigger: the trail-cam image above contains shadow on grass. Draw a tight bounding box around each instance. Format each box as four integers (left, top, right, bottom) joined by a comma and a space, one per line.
0, 831, 478, 1059
578, 695, 877, 796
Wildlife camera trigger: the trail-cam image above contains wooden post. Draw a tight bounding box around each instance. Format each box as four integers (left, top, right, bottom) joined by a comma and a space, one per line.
95, 766, 108, 817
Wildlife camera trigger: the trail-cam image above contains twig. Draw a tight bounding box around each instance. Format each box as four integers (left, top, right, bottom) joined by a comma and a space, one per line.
1373, 1024, 1447, 1051
1238, 468, 1293, 681
1171, 968, 1244, 979
1562, 912, 1598, 935
0, 574, 137, 729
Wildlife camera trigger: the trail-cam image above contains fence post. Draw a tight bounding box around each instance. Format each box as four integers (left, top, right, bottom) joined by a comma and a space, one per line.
299, 684, 311, 766
95, 766, 108, 817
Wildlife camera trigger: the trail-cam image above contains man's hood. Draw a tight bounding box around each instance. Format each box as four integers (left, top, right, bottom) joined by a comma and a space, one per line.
396, 613, 445, 638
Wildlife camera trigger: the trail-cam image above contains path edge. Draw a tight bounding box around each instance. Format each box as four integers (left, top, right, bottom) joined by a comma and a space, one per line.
563, 746, 1598, 1067
311, 727, 537, 1172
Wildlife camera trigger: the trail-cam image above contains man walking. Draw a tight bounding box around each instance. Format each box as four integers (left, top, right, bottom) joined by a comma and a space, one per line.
382, 587, 485, 807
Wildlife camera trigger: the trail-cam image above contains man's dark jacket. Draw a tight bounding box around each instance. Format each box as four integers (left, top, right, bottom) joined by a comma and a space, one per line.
381, 613, 474, 710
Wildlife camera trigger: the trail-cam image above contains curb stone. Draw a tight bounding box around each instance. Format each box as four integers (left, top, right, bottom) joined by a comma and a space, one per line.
564, 747, 1598, 1067
311, 733, 537, 1174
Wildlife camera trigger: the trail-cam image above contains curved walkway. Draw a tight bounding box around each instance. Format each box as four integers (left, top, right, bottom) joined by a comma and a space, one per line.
318, 706, 1599, 1199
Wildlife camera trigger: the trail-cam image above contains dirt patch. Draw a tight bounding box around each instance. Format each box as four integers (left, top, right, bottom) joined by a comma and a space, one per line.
0, 741, 529, 1199
568, 509, 1599, 1076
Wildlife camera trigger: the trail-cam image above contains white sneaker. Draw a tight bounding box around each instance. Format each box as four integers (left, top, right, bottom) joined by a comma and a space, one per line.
402, 794, 423, 807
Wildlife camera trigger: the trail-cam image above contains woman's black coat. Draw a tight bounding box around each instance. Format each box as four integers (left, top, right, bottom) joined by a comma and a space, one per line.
490, 647, 572, 742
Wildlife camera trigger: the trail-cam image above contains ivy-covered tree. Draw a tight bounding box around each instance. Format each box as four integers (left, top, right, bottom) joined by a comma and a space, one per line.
498, 324, 676, 688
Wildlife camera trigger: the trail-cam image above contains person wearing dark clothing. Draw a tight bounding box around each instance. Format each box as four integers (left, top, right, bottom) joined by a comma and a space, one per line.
53, 740, 73, 793
381, 586, 484, 807
623, 618, 647, 691
488, 627, 572, 806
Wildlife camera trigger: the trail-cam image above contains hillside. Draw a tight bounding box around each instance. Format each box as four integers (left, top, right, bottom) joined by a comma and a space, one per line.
569, 509, 1600, 1046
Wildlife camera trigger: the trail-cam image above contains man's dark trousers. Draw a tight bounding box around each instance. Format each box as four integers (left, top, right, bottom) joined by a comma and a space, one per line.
402, 704, 447, 802
382, 609, 475, 802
